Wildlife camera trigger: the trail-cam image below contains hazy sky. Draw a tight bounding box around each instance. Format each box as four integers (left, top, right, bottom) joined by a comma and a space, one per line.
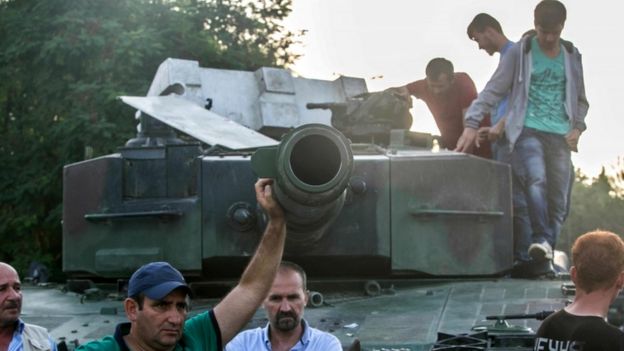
283, 0, 622, 177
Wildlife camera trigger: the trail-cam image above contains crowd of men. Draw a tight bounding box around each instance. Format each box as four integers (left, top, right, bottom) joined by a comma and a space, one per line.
4, 1, 622, 351
396, 0, 588, 276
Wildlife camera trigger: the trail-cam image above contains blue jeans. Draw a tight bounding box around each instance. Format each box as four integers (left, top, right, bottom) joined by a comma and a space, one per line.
511, 128, 571, 249
493, 138, 532, 262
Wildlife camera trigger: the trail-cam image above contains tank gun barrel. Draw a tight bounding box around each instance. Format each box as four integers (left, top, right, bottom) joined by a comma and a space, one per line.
252, 124, 354, 250
306, 102, 348, 110
486, 310, 555, 321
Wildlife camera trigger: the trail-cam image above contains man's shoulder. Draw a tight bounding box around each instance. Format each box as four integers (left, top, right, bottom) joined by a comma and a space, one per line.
453, 72, 476, 85
500, 40, 514, 56
559, 38, 581, 55
405, 79, 426, 96
182, 310, 222, 351
452, 73, 477, 96
224, 327, 265, 350
306, 325, 341, 345
22, 323, 49, 335
538, 309, 624, 340
234, 327, 264, 338
22, 323, 55, 351
76, 322, 128, 351
76, 335, 120, 351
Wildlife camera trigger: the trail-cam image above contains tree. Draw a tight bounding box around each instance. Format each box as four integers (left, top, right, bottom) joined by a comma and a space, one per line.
607, 157, 624, 199
558, 167, 624, 255
0, 0, 298, 276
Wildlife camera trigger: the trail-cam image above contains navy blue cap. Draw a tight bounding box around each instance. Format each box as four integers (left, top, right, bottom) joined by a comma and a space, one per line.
127, 262, 191, 300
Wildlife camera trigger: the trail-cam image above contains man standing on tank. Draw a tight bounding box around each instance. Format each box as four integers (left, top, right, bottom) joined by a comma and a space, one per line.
467, 13, 513, 150
466, 13, 533, 266
456, 0, 588, 264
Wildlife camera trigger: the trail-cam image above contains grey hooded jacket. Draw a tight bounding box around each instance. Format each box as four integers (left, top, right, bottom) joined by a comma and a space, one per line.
464, 34, 589, 148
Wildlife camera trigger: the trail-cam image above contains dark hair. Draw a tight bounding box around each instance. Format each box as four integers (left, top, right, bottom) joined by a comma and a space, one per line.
279, 261, 307, 291
534, 0, 566, 29
467, 13, 503, 39
425, 58, 453, 80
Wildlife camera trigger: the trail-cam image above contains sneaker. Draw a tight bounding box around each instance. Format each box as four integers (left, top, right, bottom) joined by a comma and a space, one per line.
528, 241, 553, 261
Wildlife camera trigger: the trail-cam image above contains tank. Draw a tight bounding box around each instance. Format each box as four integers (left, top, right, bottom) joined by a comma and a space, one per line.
44, 58, 618, 350
62, 58, 513, 279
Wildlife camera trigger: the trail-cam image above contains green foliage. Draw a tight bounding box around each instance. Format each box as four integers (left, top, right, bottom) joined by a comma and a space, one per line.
0, 0, 297, 277
607, 157, 624, 199
558, 167, 624, 254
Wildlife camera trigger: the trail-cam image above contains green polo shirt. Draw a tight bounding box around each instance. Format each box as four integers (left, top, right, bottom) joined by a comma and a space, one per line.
76, 310, 221, 351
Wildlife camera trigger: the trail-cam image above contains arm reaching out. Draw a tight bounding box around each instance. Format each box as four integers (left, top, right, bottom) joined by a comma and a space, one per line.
454, 127, 479, 153
488, 117, 506, 142
213, 178, 287, 344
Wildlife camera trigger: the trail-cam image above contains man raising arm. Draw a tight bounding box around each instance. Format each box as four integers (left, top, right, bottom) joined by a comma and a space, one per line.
78, 178, 286, 351
214, 178, 287, 343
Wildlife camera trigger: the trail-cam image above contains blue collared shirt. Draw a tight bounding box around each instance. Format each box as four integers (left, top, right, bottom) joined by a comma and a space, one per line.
9, 319, 57, 351
225, 319, 342, 351
492, 40, 514, 124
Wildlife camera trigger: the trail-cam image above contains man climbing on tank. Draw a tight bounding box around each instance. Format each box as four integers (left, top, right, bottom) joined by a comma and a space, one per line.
456, 0, 588, 268
392, 57, 492, 158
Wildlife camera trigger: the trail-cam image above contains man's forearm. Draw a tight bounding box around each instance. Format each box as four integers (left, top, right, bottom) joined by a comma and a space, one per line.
238, 218, 286, 290
213, 216, 286, 344
213, 179, 286, 344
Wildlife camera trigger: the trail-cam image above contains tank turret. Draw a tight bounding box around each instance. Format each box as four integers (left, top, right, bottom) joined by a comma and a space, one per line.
307, 89, 413, 145
63, 58, 512, 279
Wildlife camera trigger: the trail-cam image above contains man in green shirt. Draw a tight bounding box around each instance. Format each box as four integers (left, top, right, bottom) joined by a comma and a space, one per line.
77, 178, 286, 351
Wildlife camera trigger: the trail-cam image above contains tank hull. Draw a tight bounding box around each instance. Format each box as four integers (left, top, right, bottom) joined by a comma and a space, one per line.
23, 278, 569, 350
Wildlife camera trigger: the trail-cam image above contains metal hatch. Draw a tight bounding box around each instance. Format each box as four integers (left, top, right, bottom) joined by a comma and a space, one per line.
120, 95, 279, 150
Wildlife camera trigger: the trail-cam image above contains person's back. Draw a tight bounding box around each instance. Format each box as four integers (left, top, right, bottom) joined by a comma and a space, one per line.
535, 230, 624, 350
536, 310, 624, 350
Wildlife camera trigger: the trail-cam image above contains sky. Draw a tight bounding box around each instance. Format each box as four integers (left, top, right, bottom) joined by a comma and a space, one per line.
283, 0, 622, 178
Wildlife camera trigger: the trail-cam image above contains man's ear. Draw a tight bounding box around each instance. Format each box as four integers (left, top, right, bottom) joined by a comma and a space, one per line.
304, 290, 310, 306
124, 298, 139, 321
570, 266, 578, 284
616, 272, 624, 290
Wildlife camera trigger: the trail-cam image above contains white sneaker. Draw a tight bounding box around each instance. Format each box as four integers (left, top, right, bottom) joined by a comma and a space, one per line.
528, 241, 553, 261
